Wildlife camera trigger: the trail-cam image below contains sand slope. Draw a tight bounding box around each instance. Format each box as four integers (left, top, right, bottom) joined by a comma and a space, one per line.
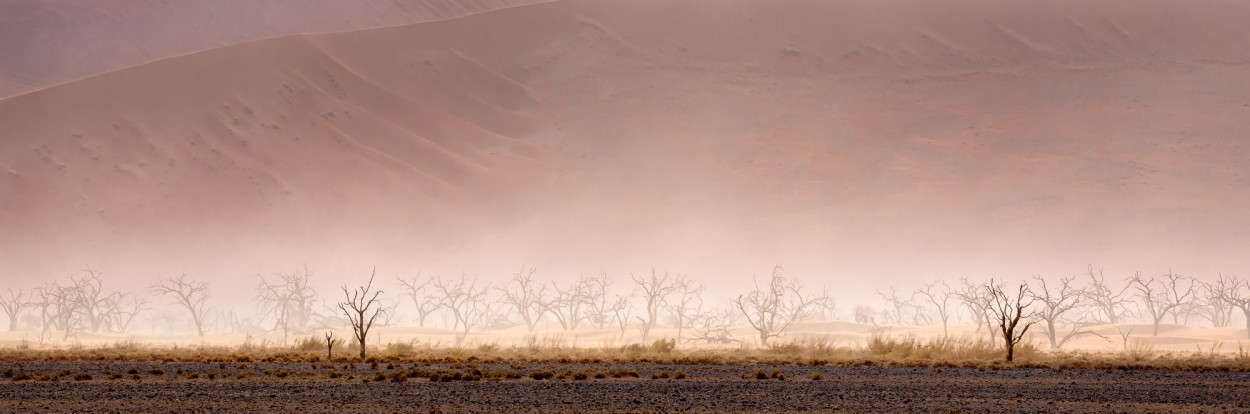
0, 0, 549, 98
2, 0, 1250, 299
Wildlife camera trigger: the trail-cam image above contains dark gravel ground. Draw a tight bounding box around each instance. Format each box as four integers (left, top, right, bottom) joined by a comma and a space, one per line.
0, 361, 1247, 413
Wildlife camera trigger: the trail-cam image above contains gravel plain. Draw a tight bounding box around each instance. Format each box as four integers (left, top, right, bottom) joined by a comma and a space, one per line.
0, 361, 1247, 413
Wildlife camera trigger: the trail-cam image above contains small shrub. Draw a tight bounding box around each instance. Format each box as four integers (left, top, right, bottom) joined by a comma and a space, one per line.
74, 373, 92, 381
149, 368, 164, 376
673, 371, 687, 379
651, 339, 676, 354
810, 372, 824, 381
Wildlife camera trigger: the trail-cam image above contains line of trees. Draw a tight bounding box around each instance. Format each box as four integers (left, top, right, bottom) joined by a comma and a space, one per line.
6, 264, 1250, 354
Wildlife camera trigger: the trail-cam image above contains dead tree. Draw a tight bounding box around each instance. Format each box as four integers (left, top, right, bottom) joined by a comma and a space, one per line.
1031, 276, 1105, 349
397, 272, 441, 327
102, 293, 147, 333
1128, 270, 1196, 336
689, 305, 740, 345
665, 281, 704, 344
324, 331, 335, 360
1212, 274, 1250, 338
433, 274, 492, 346
732, 265, 819, 346
0, 289, 31, 332
631, 269, 684, 342
549, 276, 591, 331
1083, 265, 1132, 324
954, 278, 994, 342
809, 287, 839, 321
497, 266, 548, 332
152, 274, 211, 337
853, 305, 878, 326
68, 268, 112, 333
256, 266, 318, 341
337, 268, 385, 359
611, 294, 633, 341
915, 281, 954, 338
984, 280, 1037, 362
1197, 279, 1233, 328
581, 273, 615, 329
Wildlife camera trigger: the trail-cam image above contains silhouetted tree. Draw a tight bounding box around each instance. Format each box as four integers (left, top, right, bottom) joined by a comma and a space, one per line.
984, 280, 1036, 362
666, 281, 704, 344
915, 281, 954, 338
1031, 275, 1105, 349
732, 265, 820, 346
434, 274, 492, 346
256, 266, 318, 342
337, 268, 385, 359
1212, 274, 1250, 338
0, 289, 31, 332
397, 272, 441, 327
1128, 270, 1196, 336
152, 274, 210, 338
1083, 265, 1132, 324
631, 269, 684, 342
497, 266, 548, 332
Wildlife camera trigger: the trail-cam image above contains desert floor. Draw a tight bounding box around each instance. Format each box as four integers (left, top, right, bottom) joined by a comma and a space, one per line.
0, 360, 1246, 413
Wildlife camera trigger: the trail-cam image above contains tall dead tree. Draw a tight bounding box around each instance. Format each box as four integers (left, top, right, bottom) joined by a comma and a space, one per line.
1031, 276, 1105, 349
915, 281, 954, 338
1212, 274, 1250, 338
0, 289, 31, 332
984, 280, 1037, 362
1083, 265, 1132, 324
152, 274, 211, 337
497, 266, 548, 332
337, 268, 385, 359
397, 272, 441, 327
631, 269, 684, 342
1128, 270, 1196, 336
732, 265, 819, 346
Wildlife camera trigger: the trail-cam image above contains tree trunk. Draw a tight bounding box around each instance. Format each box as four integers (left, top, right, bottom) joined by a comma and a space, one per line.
1244, 310, 1250, 339
358, 338, 366, 359
1004, 337, 1014, 362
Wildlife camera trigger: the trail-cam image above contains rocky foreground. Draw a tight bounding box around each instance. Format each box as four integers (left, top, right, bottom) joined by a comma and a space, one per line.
0, 360, 1246, 413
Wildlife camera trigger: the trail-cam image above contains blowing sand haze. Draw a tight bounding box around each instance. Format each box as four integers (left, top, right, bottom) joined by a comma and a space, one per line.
2, 0, 1250, 412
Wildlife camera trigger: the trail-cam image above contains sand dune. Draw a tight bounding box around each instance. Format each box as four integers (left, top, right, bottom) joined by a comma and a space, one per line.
0, 0, 549, 99
3, 0, 1250, 301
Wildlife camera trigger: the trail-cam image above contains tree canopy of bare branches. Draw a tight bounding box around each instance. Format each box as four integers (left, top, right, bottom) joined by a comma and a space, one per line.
397, 272, 441, 328
337, 268, 385, 359
256, 266, 318, 341
152, 274, 210, 338
954, 278, 994, 342
985, 280, 1037, 362
915, 281, 953, 338
498, 266, 548, 332
631, 269, 685, 342
1031, 275, 1105, 349
1128, 270, 1196, 336
434, 274, 493, 346
732, 265, 820, 346
0, 289, 32, 332
1212, 274, 1250, 338
1084, 265, 1132, 324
